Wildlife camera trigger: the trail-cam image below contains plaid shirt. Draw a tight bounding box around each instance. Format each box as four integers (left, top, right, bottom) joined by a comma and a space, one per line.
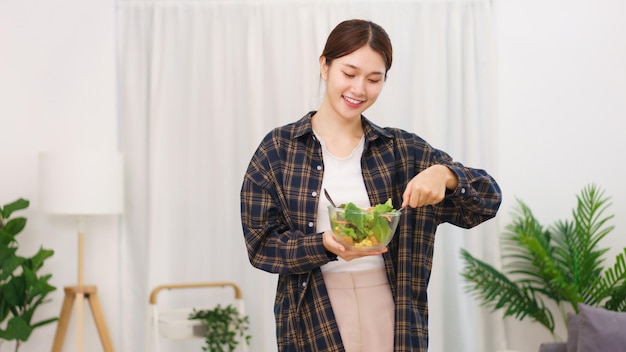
241, 112, 502, 352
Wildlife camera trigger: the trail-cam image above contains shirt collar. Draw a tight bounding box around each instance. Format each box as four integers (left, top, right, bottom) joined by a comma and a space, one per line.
293, 111, 394, 141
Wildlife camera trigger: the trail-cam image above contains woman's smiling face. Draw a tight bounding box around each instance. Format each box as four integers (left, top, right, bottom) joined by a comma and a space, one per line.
320, 45, 387, 120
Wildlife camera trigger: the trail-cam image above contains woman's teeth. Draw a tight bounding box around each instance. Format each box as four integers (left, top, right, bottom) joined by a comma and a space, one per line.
343, 96, 362, 104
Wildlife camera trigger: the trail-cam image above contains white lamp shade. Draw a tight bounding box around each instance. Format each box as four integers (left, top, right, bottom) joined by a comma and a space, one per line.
39, 151, 124, 215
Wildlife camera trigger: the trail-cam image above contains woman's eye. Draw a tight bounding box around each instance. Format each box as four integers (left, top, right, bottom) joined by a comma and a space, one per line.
342, 72, 355, 78
369, 79, 381, 83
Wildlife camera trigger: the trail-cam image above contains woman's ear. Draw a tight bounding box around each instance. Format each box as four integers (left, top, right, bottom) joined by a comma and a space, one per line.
319, 56, 329, 80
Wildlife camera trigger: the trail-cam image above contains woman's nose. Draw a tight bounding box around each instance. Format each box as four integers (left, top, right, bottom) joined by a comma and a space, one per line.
351, 78, 366, 95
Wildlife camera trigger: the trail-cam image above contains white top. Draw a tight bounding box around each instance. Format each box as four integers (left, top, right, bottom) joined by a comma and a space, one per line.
315, 134, 385, 272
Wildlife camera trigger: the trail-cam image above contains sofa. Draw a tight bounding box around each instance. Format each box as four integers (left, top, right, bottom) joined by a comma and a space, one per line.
539, 303, 626, 352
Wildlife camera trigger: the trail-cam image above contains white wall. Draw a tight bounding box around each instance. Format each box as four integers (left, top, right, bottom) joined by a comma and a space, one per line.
0, 0, 119, 351
1, 0, 625, 351
497, 0, 626, 351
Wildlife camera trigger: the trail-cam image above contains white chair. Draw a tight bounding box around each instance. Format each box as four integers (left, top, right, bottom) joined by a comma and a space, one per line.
146, 281, 247, 352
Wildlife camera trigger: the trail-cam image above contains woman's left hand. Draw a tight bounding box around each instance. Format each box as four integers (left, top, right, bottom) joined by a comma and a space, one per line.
322, 231, 388, 261
401, 164, 458, 208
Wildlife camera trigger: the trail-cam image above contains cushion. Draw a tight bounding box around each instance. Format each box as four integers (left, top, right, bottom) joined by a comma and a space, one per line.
566, 312, 579, 352
539, 342, 567, 352
576, 303, 626, 352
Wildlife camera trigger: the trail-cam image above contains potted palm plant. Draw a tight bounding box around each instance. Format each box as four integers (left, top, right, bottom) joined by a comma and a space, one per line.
460, 184, 626, 347
0, 198, 58, 351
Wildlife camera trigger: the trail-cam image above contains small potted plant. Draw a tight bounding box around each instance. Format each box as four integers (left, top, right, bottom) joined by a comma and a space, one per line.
188, 303, 251, 352
0, 198, 58, 351
460, 184, 626, 349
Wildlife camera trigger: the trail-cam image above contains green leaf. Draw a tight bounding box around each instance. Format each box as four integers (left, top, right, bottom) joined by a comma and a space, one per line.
590, 248, 626, 309
26, 247, 54, 272
0, 293, 9, 322
499, 199, 576, 307
23, 266, 37, 289
370, 214, 391, 243
3, 276, 26, 307
0, 199, 29, 220
372, 198, 394, 212
460, 248, 555, 333
3, 217, 27, 236
343, 203, 366, 234
0, 229, 16, 247
0, 316, 33, 341
31, 316, 59, 329
0, 250, 24, 281
30, 273, 57, 299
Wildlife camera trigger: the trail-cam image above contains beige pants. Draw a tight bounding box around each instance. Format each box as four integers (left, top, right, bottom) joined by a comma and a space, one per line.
322, 269, 394, 352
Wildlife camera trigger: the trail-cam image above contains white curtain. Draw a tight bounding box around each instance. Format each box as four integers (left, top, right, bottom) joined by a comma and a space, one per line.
116, 0, 504, 351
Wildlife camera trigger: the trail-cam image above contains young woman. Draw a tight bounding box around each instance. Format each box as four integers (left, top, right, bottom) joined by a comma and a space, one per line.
240, 19, 502, 352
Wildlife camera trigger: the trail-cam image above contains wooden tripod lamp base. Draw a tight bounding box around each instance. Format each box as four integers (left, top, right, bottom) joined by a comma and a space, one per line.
52, 285, 114, 352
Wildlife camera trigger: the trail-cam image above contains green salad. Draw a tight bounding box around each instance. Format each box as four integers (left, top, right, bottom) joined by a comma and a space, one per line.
329, 199, 399, 248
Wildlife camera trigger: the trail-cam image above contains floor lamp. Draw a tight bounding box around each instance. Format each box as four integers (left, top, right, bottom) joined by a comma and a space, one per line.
39, 151, 124, 352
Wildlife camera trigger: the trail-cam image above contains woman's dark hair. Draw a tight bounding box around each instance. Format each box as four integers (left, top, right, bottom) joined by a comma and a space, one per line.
321, 19, 393, 79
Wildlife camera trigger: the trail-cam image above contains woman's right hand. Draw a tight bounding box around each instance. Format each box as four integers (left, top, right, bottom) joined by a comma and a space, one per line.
322, 231, 388, 261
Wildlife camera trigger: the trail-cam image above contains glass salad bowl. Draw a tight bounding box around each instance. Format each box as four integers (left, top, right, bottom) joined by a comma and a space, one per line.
328, 200, 401, 250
